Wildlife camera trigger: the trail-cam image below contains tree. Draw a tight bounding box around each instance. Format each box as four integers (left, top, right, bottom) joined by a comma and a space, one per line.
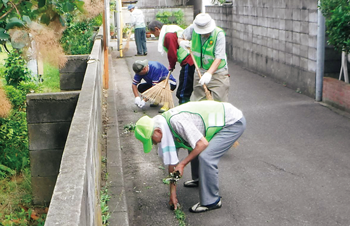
319, 0, 350, 83
0, 0, 86, 67
319, 0, 350, 53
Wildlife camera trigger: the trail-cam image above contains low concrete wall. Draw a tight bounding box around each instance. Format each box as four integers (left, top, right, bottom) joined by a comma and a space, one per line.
27, 92, 80, 205
45, 29, 104, 226
59, 55, 89, 91
323, 77, 350, 113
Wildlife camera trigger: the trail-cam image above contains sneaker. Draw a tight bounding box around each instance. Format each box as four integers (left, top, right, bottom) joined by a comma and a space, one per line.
189, 197, 222, 213
183, 179, 199, 187
158, 102, 169, 113
144, 52, 147, 56
135, 54, 143, 56
150, 102, 159, 107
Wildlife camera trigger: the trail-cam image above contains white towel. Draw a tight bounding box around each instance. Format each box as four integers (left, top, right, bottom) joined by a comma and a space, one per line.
153, 115, 179, 165
157, 25, 183, 56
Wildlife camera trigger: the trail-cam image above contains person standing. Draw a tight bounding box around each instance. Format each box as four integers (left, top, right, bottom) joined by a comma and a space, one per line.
134, 101, 246, 212
148, 21, 195, 105
128, 5, 147, 56
179, 13, 230, 102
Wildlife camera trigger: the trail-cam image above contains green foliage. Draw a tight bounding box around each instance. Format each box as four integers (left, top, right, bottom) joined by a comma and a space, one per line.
174, 207, 186, 226
92, 14, 103, 27
0, 110, 29, 174
0, 82, 38, 174
60, 15, 95, 55
172, 10, 185, 26
1, 0, 86, 49
0, 168, 47, 225
110, 0, 116, 13
156, 10, 185, 27
4, 50, 31, 87
100, 185, 111, 225
211, 0, 226, 4
320, 0, 350, 53
123, 122, 135, 133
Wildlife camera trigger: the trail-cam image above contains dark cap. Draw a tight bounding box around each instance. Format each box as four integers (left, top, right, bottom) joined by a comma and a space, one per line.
132, 59, 148, 73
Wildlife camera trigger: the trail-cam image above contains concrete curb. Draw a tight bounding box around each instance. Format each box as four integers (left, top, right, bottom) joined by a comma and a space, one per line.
106, 54, 129, 226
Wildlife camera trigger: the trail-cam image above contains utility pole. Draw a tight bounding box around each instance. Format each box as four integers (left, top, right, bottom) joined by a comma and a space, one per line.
103, 0, 109, 89
316, 0, 325, 102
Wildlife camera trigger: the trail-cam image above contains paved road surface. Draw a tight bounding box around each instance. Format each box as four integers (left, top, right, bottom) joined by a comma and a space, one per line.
107, 39, 350, 226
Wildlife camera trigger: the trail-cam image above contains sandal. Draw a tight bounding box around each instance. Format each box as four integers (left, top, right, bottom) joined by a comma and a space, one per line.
183, 179, 199, 187
189, 198, 222, 213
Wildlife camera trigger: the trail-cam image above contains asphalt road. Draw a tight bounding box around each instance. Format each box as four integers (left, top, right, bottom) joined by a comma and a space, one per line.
108, 39, 350, 226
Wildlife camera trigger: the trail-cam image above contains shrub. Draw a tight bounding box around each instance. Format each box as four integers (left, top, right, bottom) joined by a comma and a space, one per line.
4, 50, 31, 87
0, 82, 38, 174
60, 15, 95, 55
320, 0, 350, 53
156, 10, 185, 27
92, 14, 103, 27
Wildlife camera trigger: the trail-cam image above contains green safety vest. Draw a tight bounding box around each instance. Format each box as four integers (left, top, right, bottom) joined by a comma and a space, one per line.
162, 25, 189, 63
191, 27, 226, 70
162, 101, 226, 150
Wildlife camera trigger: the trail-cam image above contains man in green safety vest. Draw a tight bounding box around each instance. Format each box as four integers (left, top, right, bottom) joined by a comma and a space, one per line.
148, 20, 195, 107
134, 101, 246, 213
179, 13, 230, 102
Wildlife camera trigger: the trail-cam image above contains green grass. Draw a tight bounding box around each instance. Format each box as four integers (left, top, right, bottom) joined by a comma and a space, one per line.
40, 64, 60, 93
0, 43, 60, 93
0, 168, 47, 225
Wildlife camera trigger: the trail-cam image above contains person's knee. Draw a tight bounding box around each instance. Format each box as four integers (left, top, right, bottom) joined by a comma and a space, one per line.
198, 152, 210, 165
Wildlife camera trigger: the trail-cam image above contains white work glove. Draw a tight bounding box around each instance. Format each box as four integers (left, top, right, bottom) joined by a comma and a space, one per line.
135, 97, 141, 106
134, 97, 146, 108
138, 99, 145, 108
179, 40, 191, 50
199, 72, 212, 85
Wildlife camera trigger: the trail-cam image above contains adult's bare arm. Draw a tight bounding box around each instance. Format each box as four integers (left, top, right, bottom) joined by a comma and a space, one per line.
206, 58, 221, 75
174, 137, 209, 175
168, 164, 179, 209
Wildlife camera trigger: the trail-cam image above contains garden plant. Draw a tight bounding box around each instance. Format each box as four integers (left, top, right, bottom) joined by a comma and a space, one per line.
0, 0, 104, 224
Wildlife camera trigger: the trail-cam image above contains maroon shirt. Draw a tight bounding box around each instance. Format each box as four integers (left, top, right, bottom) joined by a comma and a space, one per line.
163, 33, 194, 70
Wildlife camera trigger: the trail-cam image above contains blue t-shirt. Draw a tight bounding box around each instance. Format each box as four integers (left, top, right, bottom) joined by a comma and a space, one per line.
132, 61, 176, 86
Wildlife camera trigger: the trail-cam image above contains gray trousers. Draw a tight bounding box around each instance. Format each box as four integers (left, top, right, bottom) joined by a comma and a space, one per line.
189, 116, 246, 206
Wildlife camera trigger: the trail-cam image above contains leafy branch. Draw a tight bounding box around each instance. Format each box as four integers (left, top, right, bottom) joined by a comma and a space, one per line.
319, 0, 350, 53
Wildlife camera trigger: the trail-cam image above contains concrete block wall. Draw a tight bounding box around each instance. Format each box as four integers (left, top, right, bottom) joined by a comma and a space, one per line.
45, 28, 104, 226
207, 0, 319, 97
59, 55, 89, 91
27, 92, 80, 205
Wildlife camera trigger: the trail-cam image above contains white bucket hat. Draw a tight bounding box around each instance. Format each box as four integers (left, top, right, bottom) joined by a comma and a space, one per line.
193, 13, 216, 34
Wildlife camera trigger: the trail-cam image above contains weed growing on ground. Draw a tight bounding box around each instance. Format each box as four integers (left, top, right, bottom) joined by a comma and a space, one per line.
123, 122, 136, 134
174, 206, 186, 226
100, 185, 111, 226
0, 168, 47, 225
